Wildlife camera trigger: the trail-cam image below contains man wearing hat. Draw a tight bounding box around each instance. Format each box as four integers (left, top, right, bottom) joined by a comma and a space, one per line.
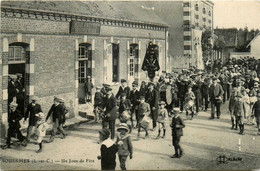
15, 73, 25, 115
84, 76, 94, 102
252, 93, 260, 135
103, 87, 117, 139
24, 96, 43, 144
8, 75, 17, 107
46, 97, 67, 142
209, 77, 224, 119
145, 82, 159, 130
176, 75, 189, 113
116, 79, 130, 100
129, 81, 140, 128
3, 102, 26, 149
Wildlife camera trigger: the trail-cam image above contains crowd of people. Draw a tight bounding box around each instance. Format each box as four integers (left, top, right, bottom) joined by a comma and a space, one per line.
3, 56, 260, 170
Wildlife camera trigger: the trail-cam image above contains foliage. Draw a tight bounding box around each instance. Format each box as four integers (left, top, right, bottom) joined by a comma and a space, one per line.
213, 39, 226, 51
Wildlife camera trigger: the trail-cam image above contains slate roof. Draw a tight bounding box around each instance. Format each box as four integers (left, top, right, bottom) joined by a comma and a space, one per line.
1, 1, 168, 26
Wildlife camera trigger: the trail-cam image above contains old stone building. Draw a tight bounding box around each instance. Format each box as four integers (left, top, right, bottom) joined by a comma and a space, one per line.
0, 1, 168, 126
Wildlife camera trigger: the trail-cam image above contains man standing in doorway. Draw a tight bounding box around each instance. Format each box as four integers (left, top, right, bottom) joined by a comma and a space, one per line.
15, 73, 25, 115
84, 76, 93, 103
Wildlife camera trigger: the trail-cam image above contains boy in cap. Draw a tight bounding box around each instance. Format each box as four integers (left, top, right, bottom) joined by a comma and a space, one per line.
229, 88, 238, 130
97, 128, 118, 170
137, 96, 151, 139
252, 93, 260, 135
116, 123, 133, 170
46, 97, 67, 142
129, 81, 140, 128
170, 109, 185, 158
24, 95, 43, 144
118, 93, 132, 131
116, 79, 130, 100
3, 102, 26, 149
35, 112, 49, 153
157, 101, 168, 139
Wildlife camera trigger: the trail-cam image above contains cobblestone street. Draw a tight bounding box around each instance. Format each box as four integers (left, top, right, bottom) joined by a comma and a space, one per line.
1, 103, 260, 170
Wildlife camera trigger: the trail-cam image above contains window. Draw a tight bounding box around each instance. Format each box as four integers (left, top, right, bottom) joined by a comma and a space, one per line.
195, 15, 199, 19
184, 27, 191, 31
184, 45, 191, 50
183, 2, 190, 7
183, 20, 190, 25
203, 8, 206, 14
112, 43, 119, 82
195, 23, 199, 27
195, 4, 199, 11
8, 46, 26, 62
129, 58, 134, 76
183, 12, 190, 16
209, 11, 211, 16
130, 44, 139, 57
203, 25, 206, 28
78, 44, 92, 83
203, 18, 206, 22
208, 20, 211, 23
184, 36, 191, 41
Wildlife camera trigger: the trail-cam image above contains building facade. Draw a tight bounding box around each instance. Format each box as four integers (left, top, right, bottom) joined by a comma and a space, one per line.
0, 1, 168, 128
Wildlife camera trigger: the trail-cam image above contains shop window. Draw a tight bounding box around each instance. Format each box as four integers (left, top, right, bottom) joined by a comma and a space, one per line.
8, 46, 26, 62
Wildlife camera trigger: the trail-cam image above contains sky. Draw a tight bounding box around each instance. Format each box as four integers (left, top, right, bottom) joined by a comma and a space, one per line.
213, 0, 260, 30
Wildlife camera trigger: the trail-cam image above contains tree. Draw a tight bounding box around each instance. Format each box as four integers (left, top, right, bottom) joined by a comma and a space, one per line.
201, 29, 213, 62
213, 39, 225, 52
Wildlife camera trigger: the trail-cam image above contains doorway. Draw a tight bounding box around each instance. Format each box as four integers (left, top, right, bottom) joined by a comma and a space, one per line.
78, 43, 92, 104
8, 43, 28, 115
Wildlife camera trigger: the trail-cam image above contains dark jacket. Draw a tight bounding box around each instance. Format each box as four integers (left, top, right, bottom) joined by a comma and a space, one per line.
129, 89, 140, 107
171, 115, 185, 137
209, 83, 224, 102
8, 81, 16, 100
100, 139, 118, 170
46, 104, 63, 123
24, 103, 43, 126
116, 86, 131, 99
84, 81, 93, 94
252, 100, 260, 117
176, 80, 188, 98
8, 109, 23, 129
145, 88, 159, 108
119, 99, 131, 114
139, 85, 147, 97
104, 94, 118, 121
15, 80, 24, 99
94, 91, 103, 107
201, 82, 209, 97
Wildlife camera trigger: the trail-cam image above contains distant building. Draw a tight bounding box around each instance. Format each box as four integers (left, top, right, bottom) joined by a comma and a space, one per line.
247, 33, 260, 59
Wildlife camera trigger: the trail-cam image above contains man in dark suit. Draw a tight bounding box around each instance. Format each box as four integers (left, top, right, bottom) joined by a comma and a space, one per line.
145, 82, 159, 130
209, 77, 224, 119
116, 79, 130, 100
3, 102, 26, 149
8, 75, 17, 106
170, 109, 185, 158
103, 88, 118, 139
15, 73, 25, 115
24, 96, 42, 144
176, 76, 189, 113
129, 81, 140, 127
201, 78, 209, 111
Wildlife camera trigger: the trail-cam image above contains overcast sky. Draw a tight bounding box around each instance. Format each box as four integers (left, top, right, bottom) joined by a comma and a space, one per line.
213, 0, 260, 30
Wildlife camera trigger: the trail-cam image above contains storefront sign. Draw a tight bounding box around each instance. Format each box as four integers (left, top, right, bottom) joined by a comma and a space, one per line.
70, 21, 101, 35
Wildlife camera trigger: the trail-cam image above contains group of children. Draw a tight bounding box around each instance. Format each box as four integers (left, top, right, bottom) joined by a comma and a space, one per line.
229, 86, 260, 135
